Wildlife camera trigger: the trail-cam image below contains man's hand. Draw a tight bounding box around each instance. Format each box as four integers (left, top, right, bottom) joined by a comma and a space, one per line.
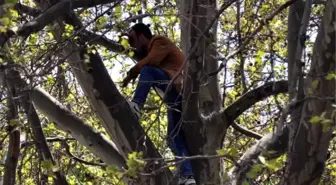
121, 66, 139, 87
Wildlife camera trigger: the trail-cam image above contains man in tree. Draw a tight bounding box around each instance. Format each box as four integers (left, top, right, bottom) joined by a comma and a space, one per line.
121, 23, 196, 185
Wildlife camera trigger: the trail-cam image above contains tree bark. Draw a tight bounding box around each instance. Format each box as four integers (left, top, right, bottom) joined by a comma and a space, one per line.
30, 87, 127, 168
287, 0, 305, 99
281, 0, 336, 184
3, 75, 20, 185
179, 0, 225, 184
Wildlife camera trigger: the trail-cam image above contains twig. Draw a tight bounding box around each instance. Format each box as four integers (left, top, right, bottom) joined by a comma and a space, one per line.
62, 140, 107, 167
139, 153, 238, 176
231, 121, 263, 140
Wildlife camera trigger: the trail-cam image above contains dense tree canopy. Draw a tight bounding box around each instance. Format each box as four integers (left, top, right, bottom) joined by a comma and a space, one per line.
0, 0, 335, 185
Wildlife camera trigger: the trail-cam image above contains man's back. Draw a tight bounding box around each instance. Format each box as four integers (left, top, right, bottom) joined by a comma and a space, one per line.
146, 35, 185, 92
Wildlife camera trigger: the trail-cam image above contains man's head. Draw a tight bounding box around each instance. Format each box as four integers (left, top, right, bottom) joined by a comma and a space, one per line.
127, 23, 153, 60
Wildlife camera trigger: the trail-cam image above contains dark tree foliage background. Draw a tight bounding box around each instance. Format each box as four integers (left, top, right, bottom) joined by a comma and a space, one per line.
0, 0, 335, 184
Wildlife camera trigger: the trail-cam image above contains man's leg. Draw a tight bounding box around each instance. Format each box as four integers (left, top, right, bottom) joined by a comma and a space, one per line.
129, 66, 195, 184
166, 96, 196, 183
127, 65, 170, 119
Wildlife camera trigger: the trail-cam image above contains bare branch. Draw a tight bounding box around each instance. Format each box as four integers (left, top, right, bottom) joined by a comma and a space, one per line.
140, 153, 238, 177
62, 140, 107, 167
20, 137, 76, 148
79, 30, 124, 53
231, 122, 263, 140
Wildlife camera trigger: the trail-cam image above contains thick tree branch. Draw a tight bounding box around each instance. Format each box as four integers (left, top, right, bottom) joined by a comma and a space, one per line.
229, 126, 289, 185
30, 87, 126, 169
227, 98, 304, 184
17, 0, 120, 36
222, 80, 288, 123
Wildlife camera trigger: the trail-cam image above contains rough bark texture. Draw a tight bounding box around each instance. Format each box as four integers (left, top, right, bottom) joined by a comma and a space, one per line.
179, 0, 224, 184
281, 0, 336, 184
287, 0, 305, 99
3, 79, 20, 185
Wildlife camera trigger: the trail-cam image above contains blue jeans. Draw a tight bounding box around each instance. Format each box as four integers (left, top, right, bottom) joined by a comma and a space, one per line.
132, 66, 194, 177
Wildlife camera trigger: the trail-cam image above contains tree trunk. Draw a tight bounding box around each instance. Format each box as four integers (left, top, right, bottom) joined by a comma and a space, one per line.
179, 0, 224, 184
3, 76, 20, 185
281, 0, 336, 184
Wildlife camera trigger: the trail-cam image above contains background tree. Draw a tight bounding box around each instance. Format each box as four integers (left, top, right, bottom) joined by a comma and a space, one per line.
0, 0, 334, 185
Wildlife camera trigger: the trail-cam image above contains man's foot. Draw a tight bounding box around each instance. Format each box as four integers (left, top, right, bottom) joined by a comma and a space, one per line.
178, 176, 196, 185
127, 101, 141, 120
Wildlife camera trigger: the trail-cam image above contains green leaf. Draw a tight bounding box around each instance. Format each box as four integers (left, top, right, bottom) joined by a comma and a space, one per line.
41, 160, 53, 170
311, 80, 319, 90
120, 38, 129, 49
128, 51, 134, 57
65, 93, 75, 103
9, 119, 19, 126
228, 148, 239, 156
150, 113, 156, 121
247, 164, 263, 179
216, 149, 225, 155
310, 116, 322, 124
97, 16, 108, 29
1, 17, 10, 26
115, 5, 122, 17
10, 9, 19, 19
46, 74, 55, 84
322, 123, 331, 132
326, 72, 336, 80
242, 180, 249, 185
0, 26, 6, 33
47, 32, 54, 39
125, 152, 146, 178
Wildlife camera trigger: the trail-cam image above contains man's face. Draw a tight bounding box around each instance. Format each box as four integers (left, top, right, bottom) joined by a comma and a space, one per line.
128, 30, 148, 60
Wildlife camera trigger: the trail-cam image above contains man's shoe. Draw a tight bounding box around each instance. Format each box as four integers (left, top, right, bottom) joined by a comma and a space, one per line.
127, 101, 141, 120
178, 176, 196, 185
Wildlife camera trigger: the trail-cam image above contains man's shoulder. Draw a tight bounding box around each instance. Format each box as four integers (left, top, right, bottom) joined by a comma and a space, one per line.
149, 35, 175, 47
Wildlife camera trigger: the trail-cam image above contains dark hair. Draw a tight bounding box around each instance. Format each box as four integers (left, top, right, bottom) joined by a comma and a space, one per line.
131, 23, 153, 39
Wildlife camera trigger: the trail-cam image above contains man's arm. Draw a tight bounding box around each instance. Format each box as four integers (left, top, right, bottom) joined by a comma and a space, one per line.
132, 38, 172, 73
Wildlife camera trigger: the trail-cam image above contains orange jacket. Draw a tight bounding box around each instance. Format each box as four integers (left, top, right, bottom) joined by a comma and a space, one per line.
132, 35, 185, 92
